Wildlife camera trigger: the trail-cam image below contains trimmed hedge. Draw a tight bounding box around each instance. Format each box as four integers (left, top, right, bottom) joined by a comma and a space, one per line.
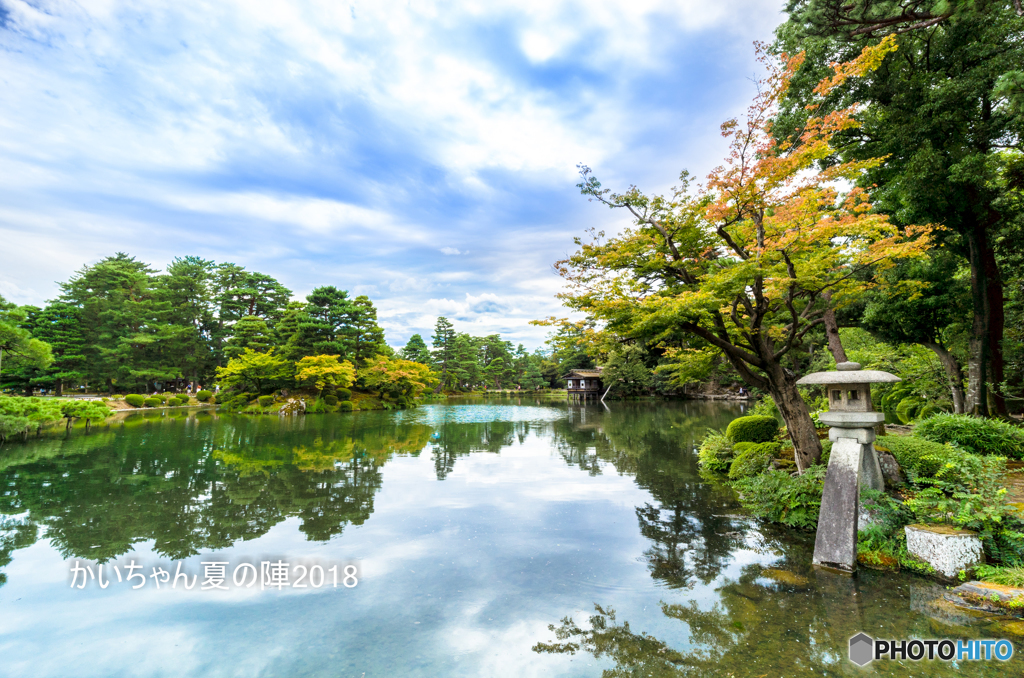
258, 395, 275, 408
143, 397, 161, 407
195, 390, 213, 402
339, 401, 354, 412
728, 442, 780, 479
324, 395, 339, 406
125, 394, 145, 408
914, 413, 1024, 459
166, 397, 182, 407
726, 415, 780, 443
336, 388, 352, 401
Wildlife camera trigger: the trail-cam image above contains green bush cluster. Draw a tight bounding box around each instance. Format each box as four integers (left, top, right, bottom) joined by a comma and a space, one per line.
166, 397, 182, 407
728, 442, 780, 480
125, 394, 146, 407
324, 395, 339, 406
336, 388, 352, 401
914, 413, 1024, 459
697, 430, 733, 472
725, 415, 779, 443
258, 395, 275, 408
339, 401, 354, 412
874, 435, 966, 479
0, 396, 111, 442
732, 465, 826, 531
143, 397, 161, 407
195, 390, 213, 402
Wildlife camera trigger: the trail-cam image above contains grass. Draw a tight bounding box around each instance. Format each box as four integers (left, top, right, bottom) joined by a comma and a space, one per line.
975, 564, 1024, 588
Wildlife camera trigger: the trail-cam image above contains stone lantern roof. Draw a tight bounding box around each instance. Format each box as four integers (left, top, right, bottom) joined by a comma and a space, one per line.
796, 362, 899, 428
795, 361, 901, 386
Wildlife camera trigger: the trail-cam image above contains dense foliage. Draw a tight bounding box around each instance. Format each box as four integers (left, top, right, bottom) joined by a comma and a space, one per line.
914, 413, 1024, 459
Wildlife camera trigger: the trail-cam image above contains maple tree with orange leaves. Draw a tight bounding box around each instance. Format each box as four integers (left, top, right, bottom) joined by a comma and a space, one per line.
552, 36, 935, 470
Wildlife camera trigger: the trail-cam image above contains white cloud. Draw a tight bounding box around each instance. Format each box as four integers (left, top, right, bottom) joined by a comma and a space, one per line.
0, 0, 787, 346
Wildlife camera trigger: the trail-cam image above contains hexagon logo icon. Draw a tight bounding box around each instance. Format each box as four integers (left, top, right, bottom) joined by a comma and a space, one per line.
849, 633, 874, 666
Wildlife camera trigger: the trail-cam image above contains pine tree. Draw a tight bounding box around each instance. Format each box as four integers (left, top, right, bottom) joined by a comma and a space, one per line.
431, 317, 456, 389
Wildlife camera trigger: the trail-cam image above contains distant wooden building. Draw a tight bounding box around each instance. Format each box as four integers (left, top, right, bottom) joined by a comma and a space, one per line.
564, 368, 604, 402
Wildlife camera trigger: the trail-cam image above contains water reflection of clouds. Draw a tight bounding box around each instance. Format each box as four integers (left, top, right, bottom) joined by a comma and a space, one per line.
1, 403, 770, 676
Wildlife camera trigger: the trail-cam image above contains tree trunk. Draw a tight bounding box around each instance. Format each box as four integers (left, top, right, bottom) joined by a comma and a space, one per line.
964, 216, 1007, 416
765, 364, 822, 472
56, 380, 64, 397
821, 292, 848, 364
922, 341, 966, 414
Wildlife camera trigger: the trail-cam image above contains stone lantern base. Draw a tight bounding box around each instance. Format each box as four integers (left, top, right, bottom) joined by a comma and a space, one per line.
813, 412, 885, 573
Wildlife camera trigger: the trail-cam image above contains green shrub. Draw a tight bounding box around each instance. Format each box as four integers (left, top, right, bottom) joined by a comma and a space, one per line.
916, 403, 947, 420
324, 395, 339, 406
166, 397, 181, 407
156, 393, 169, 403
143, 397, 161, 408
748, 397, 779, 419
904, 454, 1024, 563
895, 396, 924, 424
697, 430, 733, 472
336, 388, 352, 401
915, 413, 1024, 459
728, 442, 780, 479
725, 415, 780, 443
874, 435, 965, 479
125, 394, 145, 408
975, 564, 1024, 587
733, 465, 826, 530
339, 401, 354, 412
258, 395, 275, 408
195, 390, 213, 402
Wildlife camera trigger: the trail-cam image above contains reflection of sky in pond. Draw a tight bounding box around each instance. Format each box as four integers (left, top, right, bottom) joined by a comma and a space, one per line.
0, 400, 1020, 676
398, 403, 569, 425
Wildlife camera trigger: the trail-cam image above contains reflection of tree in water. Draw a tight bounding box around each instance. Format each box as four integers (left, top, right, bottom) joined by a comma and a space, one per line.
429, 420, 523, 480
0, 414, 433, 579
553, 402, 746, 588
535, 534, 1022, 677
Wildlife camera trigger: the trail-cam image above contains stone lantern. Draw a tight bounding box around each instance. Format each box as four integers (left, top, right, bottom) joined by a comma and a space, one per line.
796, 361, 900, 573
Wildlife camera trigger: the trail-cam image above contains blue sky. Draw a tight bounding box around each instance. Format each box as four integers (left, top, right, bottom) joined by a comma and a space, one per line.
0, 0, 785, 349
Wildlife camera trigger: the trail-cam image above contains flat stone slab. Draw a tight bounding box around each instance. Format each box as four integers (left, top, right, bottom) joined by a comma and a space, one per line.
905, 524, 984, 580
819, 411, 885, 427
950, 581, 1024, 616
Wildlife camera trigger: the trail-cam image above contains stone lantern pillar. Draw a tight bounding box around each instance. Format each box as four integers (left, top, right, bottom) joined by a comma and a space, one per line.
796, 361, 900, 573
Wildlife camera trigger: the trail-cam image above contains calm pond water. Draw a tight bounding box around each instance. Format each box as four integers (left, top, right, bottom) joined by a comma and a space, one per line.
0, 399, 1020, 677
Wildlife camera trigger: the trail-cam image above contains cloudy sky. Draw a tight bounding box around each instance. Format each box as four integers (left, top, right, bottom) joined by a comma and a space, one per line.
0, 0, 785, 349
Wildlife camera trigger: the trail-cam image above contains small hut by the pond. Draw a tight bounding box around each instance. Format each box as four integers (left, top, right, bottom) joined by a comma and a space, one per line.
564, 368, 604, 402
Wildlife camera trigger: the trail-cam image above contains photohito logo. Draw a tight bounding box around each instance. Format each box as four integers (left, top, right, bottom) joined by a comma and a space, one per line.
849, 633, 1013, 666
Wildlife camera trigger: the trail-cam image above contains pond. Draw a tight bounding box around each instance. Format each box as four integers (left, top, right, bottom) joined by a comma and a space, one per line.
0, 400, 1019, 676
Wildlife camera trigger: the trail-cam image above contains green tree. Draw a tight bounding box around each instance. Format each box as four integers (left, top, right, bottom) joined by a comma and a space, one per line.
350, 295, 387, 363
0, 303, 53, 395
860, 253, 971, 412
358, 355, 438, 404
290, 286, 357, 359
603, 344, 653, 397
223, 316, 274, 359
431, 317, 457, 390
400, 333, 432, 364
294, 354, 356, 397
161, 256, 217, 383
215, 348, 291, 394
775, 1, 1024, 415
29, 301, 86, 395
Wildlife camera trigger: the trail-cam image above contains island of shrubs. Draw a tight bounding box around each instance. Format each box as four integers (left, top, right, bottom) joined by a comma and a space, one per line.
699, 405, 1024, 584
